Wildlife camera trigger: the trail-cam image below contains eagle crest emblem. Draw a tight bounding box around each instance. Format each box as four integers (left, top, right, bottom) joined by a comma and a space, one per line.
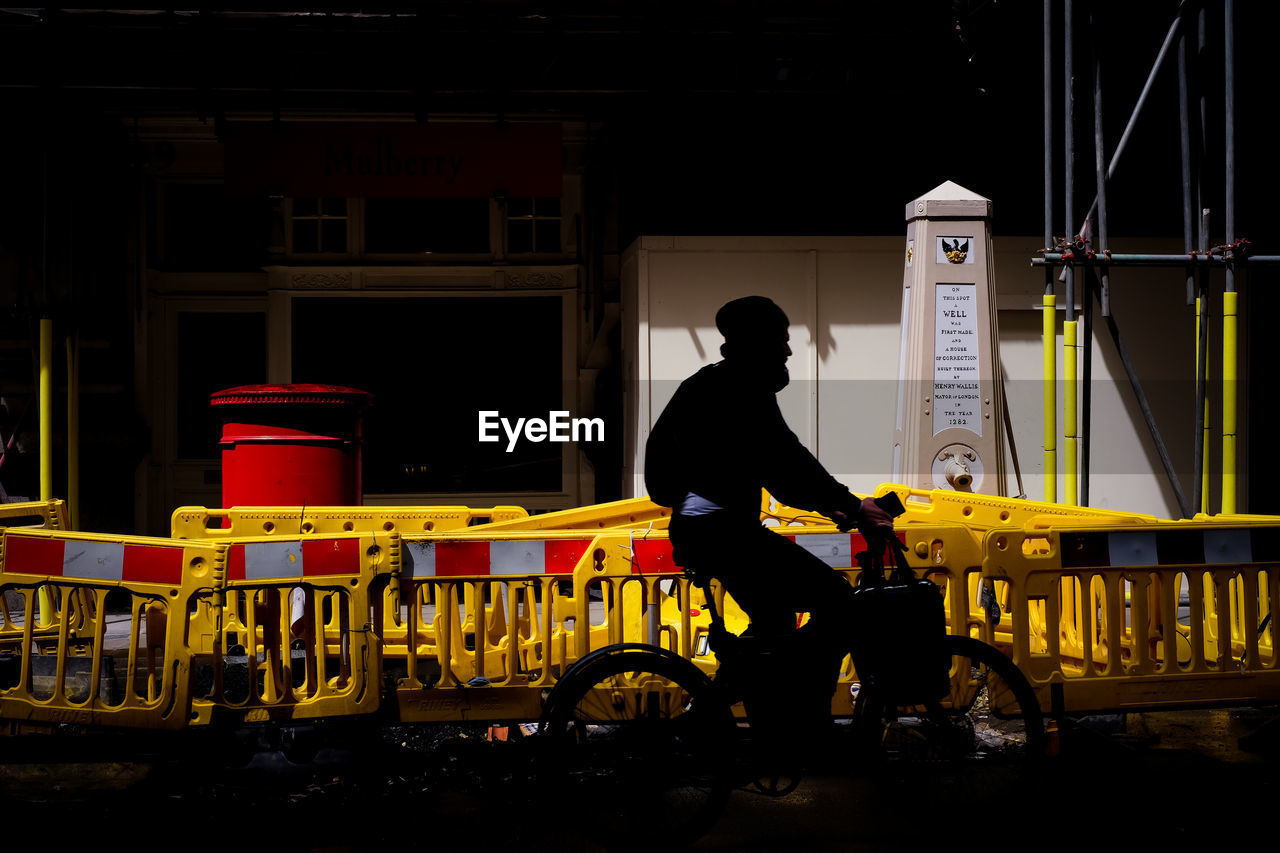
942, 238, 969, 264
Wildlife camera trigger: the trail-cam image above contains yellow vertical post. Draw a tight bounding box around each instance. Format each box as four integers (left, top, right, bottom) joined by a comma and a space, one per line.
37, 317, 54, 625
66, 333, 79, 529
1063, 320, 1078, 506
1043, 295, 1057, 503
1222, 290, 1238, 514
39, 318, 53, 500
1196, 296, 1210, 514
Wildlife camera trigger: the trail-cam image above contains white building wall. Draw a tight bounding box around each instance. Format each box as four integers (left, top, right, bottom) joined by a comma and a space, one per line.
622, 235, 1232, 519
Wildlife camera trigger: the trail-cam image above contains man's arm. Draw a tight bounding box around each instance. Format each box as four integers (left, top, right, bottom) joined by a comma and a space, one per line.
757, 399, 895, 534
830, 496, 895, 536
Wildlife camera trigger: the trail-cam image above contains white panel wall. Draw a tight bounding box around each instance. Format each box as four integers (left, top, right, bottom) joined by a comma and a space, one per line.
622, 234, 1242, 519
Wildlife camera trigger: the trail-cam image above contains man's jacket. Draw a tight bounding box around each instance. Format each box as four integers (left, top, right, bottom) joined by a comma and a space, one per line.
644, 361, 852, 519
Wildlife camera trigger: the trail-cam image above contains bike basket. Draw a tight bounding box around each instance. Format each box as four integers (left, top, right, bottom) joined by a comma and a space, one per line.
850, 538, 950, 705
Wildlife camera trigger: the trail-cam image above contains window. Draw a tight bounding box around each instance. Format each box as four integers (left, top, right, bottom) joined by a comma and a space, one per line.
277, 195, 569, 259
506, 197, 562, 255
289, 197, 349, 254
364, 198, 490, 254
290, 296, 563, 493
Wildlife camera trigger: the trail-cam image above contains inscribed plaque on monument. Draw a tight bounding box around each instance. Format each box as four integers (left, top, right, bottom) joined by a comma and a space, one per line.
933, 283, 981, 436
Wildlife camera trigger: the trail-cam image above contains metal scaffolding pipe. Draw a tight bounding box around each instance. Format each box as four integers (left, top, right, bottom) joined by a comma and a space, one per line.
1043, 292, 1056, 503
1192, 207, 1203, 512
39, 140, 53, 505
1078, 1, 1188, 235
1178, 0, 1208, 515
1084, 3, 1109, 508
1102, 305, 1193, 519
1063, 0, 1077, 506
1044, 0, 1055, 252
1043, 0, 1056, 504
39, 319, 52, 501
1064, 317, 1078, 505
1178, 1, 1197, 305
1035, 253, 1280, 267
1222, 0, 1238, 514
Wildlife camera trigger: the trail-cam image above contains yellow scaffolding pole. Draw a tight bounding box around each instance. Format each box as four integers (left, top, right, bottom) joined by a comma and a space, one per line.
1222, 290, 1238, 514
39, 318, 53, 500
38, 317, 54, 625
1196, 295, 1210, 514
1043, 294, 1057, 503
1064, 319, 1078, 506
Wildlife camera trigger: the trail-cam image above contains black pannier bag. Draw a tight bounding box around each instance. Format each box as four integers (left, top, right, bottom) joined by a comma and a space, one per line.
849, 534, 951, 706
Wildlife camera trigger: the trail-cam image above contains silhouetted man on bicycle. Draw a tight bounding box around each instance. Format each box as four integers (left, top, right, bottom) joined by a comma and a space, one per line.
645, 295, 894, 741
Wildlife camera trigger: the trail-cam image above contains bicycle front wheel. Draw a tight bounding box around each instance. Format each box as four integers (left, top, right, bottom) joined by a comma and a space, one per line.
857, 634, 1046, 763
541, 647, 735, 847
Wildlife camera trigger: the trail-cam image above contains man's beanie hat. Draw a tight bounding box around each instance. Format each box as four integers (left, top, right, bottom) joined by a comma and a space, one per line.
715, 296, 789, 342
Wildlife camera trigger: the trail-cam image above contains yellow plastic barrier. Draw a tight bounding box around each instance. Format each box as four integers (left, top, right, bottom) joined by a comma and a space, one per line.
386, 526, 690, 722
1006, 516, 1276, 684
0, 500, 69, 635
458, 496, 672, 532
6, 487, 1280, 732
385, 521, 994, 721
984, 523, 1280, 713
0, 499, 67, 531
0, 528, 214, 729
170, 504, 528, 539
185, 530, 395, 725
873, 484, 1161, 530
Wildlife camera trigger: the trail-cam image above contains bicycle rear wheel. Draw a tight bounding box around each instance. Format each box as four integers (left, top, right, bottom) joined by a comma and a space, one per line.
857, 634, 1045, 763
541, 646, 735, 848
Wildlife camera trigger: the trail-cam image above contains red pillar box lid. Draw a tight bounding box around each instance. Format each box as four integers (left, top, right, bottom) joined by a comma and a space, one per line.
211, 384, 374, 509
210, 384, 374, 411
211, 384, 374, 444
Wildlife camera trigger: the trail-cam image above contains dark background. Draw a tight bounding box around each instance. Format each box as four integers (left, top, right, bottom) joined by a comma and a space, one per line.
1, 2, 1277, 528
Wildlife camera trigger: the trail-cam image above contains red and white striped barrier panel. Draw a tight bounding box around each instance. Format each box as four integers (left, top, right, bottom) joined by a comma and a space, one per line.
226, 538, 364, 581
1058, 527, 1280, 569
401, 537, 680, 578
2, 532, 184, 585
788, 531, 907, 568
397, 530, 902, 579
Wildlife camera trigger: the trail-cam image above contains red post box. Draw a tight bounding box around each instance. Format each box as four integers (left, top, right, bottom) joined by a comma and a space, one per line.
210, 384, 373, 508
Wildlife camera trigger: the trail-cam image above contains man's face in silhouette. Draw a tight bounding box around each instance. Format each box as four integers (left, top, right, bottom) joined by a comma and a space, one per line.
751, 328, 791, 366
725, 324, 791, 391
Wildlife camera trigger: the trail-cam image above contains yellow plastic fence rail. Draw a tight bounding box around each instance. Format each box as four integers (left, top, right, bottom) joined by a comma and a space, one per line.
170, 504, 528, 539
185, 530, 396, 726
0, 528, 215, 729
873, 484, 1162, 530
762, 485, 1161, 533
984, 523, 1280, 713
461, 496, 672, 532
0, 499, 67, 531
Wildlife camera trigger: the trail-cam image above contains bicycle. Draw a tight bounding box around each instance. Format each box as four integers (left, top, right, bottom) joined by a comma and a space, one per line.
537, 519, 1046, 846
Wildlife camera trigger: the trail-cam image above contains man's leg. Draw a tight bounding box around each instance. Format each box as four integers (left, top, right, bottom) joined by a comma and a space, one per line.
714, 527, 857, 753
670, 516, 855, 692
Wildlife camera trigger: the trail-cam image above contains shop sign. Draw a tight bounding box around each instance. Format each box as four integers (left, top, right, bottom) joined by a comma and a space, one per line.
223, 122, 562, 198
